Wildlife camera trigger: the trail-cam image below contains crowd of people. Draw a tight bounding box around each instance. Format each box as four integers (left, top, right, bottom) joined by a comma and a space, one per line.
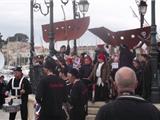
0, 43, 160, 120
33, 43, 160, 120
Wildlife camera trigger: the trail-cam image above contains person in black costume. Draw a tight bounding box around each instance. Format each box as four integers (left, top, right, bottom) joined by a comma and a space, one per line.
89, 53, 110, 102
139, 54, 152, 101
5, 67, 32, 120
96, 67, 160, 120
36, 56, 68, 120
79, 56, 93, 100
132, 59, 143, 96
67, 68, 88, 120
119, 44, 136, 68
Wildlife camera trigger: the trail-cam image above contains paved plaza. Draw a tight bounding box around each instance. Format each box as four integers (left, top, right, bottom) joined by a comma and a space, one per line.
0, 109, 21, 120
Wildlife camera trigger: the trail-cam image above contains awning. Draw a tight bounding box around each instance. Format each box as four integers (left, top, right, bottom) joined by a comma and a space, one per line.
42, 17, 90, 42
89, 26, 151, 49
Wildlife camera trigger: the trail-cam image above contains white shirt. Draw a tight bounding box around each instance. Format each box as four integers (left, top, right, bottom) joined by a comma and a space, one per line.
96, 62, 104, 86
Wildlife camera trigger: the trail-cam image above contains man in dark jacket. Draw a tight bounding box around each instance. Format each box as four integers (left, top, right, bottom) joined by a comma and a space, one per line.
96, 67, 160, 120
67, 68, 88, 120
36, 56, 68, 120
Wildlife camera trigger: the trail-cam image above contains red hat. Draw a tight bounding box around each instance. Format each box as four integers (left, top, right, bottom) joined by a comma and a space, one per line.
66, 57, 73, 64
98, 53, 106, 61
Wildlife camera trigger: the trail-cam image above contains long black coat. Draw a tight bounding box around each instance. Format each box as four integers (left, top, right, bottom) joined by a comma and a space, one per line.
119, 45, 136, 68
141, 61, 152, 101
69, 80, 88, 120
96, 95, 160, 120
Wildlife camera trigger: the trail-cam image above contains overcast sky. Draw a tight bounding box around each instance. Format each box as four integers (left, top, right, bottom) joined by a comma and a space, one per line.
0, 0, 160, 48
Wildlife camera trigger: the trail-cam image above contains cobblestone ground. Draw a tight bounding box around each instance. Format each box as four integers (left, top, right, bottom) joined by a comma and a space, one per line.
0, 109, 21, 120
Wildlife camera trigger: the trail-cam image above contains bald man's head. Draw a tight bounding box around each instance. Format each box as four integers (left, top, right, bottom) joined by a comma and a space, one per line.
115, 67, 138, 95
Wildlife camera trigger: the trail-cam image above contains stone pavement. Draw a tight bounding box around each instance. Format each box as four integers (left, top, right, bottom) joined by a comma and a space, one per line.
0, 109, 21, 120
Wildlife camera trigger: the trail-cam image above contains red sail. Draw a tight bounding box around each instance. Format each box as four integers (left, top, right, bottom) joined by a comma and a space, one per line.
89, 26, 151, 49
42, 17, 90, 42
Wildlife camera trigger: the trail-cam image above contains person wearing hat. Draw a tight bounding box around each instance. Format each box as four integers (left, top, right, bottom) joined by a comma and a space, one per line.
35, 56, 68, 120
5, 66, 32, 120
89, 53, 111, 102
67, 68, 88, 120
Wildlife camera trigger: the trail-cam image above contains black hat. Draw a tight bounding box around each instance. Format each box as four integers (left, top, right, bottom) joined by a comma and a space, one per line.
12, 66, 22, 72
0, 75, 4, 78
81, 52, 87, 57
60, 45, 66, 49
68, 68, 79, 78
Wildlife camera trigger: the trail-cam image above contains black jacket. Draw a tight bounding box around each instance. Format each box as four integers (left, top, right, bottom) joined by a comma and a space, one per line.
119, 45, 136, 68
69, 80, 88, 120
36, 75, 67, 119
79, 64, 93, 79
96, 95, 160, 120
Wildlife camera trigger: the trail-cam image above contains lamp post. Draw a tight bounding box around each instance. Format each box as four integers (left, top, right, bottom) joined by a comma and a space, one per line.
32, 0, 51, 55
48, 0, 55, 56
30, 0, 37, 93
150, 0, 160, 103
138, 0, 147, 28
30, 0, 69, 92
32, 0, 69, 56
72, 0, 89, 55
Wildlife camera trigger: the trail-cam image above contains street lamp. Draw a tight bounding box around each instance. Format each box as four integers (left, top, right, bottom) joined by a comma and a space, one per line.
78, 0, 89, 17
30, 0, 69, 93
32, 0, 69, 56
33, 0, 53, 56
72, 0, 89, 55
150, 0, 160, 103
138, 0, 147, 28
